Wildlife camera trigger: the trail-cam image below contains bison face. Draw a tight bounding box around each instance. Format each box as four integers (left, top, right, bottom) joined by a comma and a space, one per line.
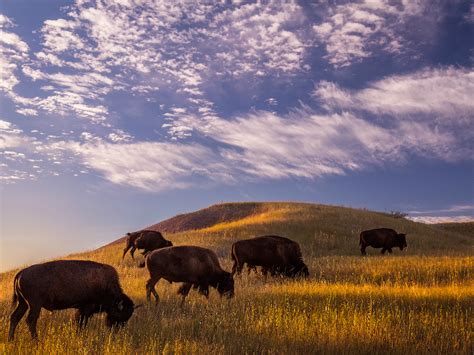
217, 273, 234, 298
106, 295, 134, 327
298, 264, 310, 277
398, 234, 408, 250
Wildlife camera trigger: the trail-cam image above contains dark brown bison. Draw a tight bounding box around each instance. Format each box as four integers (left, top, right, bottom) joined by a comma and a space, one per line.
359, 228, 407, 255
145, 246, 234, 304
122, 230, 172, 259
231, 235, 309, 278
8, 260, 137, 340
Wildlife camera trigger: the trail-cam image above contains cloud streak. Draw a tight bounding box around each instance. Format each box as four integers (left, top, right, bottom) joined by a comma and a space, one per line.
314, 67, 474, 118
60, 140, 231, 191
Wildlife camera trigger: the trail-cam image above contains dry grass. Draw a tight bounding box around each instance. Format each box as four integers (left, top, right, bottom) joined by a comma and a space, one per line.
1, 202, 473, 354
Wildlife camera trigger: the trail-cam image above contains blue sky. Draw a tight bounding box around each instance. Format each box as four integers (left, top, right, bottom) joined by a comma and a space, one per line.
1, 0, 473, 270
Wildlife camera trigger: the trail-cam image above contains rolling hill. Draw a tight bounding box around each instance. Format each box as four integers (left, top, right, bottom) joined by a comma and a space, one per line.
111, 202, 473, 256
1, 202, 472, 354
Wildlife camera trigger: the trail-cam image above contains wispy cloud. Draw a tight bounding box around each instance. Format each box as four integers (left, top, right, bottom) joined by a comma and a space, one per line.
408, 215, 474, 224
407, 204, 474, 224
313, 67, 474, 161
314, 67, 474, 117
408, 204, 474, 215
0, 14, 29, 93
58, 140, 231, 191
0, 119, 40, 183
166, 107, 462, 181
0, 119, 29, 150
312, 0, 433, 67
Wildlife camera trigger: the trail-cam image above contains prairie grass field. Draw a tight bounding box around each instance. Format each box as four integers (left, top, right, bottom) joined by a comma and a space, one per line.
1, 203, 473, 354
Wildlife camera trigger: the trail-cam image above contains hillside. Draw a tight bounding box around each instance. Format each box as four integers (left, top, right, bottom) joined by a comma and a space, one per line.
433, 221, 474, 238
111, 202, 473, 256
1, 202, 473, 354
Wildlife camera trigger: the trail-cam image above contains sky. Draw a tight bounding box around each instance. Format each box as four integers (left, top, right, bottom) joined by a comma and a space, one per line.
0, 0, 473, 271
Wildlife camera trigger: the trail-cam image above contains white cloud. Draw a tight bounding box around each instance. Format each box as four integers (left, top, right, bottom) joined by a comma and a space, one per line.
0, 119, 29, 149
61, 140, 229, 191
108, 129, 132, 143
166, 108, 461, 180
31, 1, 309, 102
2, 2, 313, 128
0, 13, 29, 93
0, 119, 41, 182
408, 215, 474, 224
16, 108, 38, 116
12, 91, 108, 123
314, 67, 474, 118
408, 204, 474, 215
312, 0, 431, 67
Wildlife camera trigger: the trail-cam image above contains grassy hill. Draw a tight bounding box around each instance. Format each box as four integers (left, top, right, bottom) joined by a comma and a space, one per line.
1, 202, 473, 354
433, 221, 474, 238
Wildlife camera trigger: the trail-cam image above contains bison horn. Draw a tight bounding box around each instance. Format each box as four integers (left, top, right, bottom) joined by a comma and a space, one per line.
117, 300, 124, 311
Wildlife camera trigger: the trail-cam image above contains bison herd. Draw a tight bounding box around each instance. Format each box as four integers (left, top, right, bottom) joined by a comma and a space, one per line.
8, 227, 407, 340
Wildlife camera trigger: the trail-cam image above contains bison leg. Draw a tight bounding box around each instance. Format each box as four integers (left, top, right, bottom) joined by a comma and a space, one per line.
75, 310, 88, 329
360, 245, 367, 255
177, 283, 193, 304
197, 284, 209, 299
387, 248, 393, 254
26, 305, 41, 340
8, 296, 28, 341
146, 278, 160, 304
247, 265, 257, 275
122, 245, 131, 260
75, 305, 95, 329
381, 248, 387, 254
130, 246, 137, 259
232, 261, 244, 275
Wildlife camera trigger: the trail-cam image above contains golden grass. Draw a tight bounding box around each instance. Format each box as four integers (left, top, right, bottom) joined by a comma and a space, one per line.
1, 203, 473, 354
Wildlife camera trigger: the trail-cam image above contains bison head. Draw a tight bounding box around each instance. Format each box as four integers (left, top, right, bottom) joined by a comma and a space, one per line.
286, 263, 310, 278
106, 294, 135, 327
298, 264, 310, 277
217, 272, 234, 298
166, 240, 173, 247
398, 234, 407, 250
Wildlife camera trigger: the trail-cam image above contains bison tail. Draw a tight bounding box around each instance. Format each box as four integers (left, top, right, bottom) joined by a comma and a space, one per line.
11, 291, 17, 309
230, 245, 236, 261
11, 272, 20, 308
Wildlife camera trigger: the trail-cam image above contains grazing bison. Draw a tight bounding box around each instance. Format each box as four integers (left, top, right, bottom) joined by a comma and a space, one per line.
231, 235, 309, 277
359, 228, 407, 255
145, 246, 234, 304
8, 260, 136, 341
122, 230, 172, 259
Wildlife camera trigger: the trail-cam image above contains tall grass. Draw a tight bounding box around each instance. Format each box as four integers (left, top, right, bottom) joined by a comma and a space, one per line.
1, 203, 472, 354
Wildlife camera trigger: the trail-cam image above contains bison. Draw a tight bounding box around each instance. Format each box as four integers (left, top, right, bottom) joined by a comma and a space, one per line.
8, 260, 137, 341
145, 246, 234, 304
231, 235, 309, 278
359, 228, 407, 255
122, 230, 172, 259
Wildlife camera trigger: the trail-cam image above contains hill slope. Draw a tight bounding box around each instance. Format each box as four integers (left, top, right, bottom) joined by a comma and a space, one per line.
112, 202, 473, 256
1, 202, 472, 353
433, 221, 474, 238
